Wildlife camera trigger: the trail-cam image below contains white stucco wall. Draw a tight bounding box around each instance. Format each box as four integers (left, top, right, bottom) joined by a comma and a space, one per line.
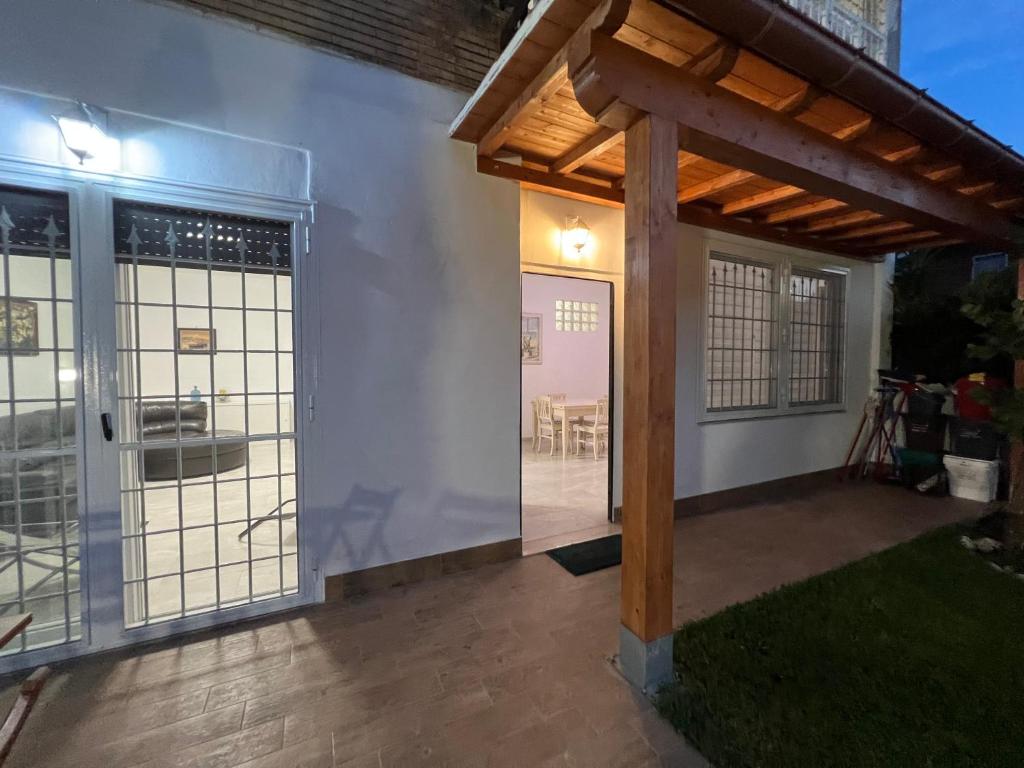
0, 0, 521, 580
521, 189, 883, 503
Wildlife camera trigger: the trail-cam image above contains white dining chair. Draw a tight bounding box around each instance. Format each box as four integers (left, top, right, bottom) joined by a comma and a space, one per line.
574, 397, 609, 459
535, 395, 563, 455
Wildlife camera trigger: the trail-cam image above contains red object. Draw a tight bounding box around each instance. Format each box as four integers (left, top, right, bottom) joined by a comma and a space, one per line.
955, 375, 1006, 421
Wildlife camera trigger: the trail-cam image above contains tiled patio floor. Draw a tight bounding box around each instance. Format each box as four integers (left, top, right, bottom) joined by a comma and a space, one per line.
2, 483, 980, 767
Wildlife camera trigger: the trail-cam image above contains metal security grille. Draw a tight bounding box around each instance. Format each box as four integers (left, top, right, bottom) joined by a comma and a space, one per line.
705, 253, 779, 412
114, 201, 297, 627
0, 185, 80, 654
789, 269, 846, 406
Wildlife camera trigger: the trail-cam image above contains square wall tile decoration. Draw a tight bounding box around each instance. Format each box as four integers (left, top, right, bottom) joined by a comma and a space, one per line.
555, 300, 598, 332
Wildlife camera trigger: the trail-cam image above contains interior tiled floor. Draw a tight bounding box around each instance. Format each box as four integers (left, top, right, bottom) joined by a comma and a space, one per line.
521, 439, 618, 555
1, 483, 982, 768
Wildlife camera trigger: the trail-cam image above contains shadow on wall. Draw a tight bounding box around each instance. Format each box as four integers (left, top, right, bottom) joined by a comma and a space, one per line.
321, 484, 401, 573
430, 490, 520, 544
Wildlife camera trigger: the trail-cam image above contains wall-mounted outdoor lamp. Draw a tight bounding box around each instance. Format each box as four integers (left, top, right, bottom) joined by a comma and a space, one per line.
562, 215, 591, 259
54, 103, 111, 165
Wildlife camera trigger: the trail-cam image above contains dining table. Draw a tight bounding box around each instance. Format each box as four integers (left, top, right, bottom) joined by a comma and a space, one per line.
551, 398, 602, 458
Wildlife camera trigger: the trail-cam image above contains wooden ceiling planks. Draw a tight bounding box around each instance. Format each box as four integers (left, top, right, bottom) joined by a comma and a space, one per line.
452, 0, 1022, 258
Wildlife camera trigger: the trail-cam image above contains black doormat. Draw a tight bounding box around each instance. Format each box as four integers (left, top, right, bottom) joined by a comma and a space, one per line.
547, 534, 622, 576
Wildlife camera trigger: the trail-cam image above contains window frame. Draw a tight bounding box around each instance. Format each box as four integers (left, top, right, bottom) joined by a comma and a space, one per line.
698, 239, 850, 423
971, 252, 1008, 280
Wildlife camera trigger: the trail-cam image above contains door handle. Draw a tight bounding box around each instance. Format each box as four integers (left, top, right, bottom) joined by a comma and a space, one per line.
101, 412, 113, 442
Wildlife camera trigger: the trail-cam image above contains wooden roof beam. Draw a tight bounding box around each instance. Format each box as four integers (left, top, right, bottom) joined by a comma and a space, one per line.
569, 34, 1020, 249
678, 85, 833, 204
721, 139, 918, 216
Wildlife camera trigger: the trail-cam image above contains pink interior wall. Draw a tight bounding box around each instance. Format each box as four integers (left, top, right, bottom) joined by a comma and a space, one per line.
521, 273, 611, 438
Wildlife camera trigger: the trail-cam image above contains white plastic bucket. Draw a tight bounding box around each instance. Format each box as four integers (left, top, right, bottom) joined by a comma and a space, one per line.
943, 455, 999, 502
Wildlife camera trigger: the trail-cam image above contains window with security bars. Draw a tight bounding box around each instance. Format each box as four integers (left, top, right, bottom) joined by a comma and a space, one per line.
704, 249, 848, 417
789, 269, 846, 406
705, 254, 779, 412
113, 200, 298, 628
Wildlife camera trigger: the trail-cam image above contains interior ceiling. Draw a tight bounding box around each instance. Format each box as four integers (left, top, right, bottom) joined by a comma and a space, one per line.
453, 0, 1024, 260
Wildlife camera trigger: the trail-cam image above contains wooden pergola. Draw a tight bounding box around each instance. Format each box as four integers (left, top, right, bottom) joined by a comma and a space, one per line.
451, 0, 1024, 690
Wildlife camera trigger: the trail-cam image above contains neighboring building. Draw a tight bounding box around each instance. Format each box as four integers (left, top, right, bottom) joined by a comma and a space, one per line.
0, 0, 1018, 675
784, 0, 902, 70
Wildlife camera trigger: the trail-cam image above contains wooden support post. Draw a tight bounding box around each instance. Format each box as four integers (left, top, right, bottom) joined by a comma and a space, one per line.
618, 112, 678, 693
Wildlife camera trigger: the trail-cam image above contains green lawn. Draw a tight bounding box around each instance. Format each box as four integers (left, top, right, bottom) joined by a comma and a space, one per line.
656, 528, 1024, 768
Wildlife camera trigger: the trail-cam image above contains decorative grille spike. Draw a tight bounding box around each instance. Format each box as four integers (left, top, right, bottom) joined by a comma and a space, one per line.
164, 222, 179, 257
202, 219, 214, 259
126, 223, 142, 256
0, 206, 12, 250
42, 215, 62, 251
269, 242, 282, 265
236, 232, 248, 260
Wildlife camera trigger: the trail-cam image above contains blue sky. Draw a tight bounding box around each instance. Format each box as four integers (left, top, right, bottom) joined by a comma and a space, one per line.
901, 0, 1024, 149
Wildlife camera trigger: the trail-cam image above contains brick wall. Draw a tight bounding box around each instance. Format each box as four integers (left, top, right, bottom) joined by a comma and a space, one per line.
167, 0, 512, 92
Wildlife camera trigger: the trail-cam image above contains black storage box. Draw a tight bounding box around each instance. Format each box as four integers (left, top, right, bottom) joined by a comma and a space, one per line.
950, 418, 1001, 460
904, 413, 946, 452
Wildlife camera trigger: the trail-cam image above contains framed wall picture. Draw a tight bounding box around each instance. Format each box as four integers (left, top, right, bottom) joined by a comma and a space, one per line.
521, 313, 542, 365
0, 298, 39, 356
177, 327, 216, 354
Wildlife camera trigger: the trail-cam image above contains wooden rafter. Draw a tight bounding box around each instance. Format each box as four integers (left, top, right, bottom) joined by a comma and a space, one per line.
477, 156, 873, 258
476, 63, 569, 157
473, 0, 633, 158
764, 199, 846, 225
722, 184, 807, 215
570, 34, 1017, 248
802, 210, 884, 233
551, 126, 622, 174
829, 221, 913, 240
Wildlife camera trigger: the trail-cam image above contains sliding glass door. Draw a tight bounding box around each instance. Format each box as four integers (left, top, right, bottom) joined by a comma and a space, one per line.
113, 201, 298, 627
0, 177, 308, 669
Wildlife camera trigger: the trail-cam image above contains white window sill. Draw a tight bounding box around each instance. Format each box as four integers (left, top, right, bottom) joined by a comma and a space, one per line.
698, 402, 847, 424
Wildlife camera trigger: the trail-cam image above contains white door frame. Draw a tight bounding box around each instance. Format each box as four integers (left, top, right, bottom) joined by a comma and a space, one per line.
0, 157, 319, 673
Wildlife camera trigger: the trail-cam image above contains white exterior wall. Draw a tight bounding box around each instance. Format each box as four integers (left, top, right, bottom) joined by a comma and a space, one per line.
520, 190, 882, 504
0, 0, 521, 581
0, 0, 890, 595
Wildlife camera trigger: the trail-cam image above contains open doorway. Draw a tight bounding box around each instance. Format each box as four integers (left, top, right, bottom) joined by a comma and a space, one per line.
520, 272, 617, 555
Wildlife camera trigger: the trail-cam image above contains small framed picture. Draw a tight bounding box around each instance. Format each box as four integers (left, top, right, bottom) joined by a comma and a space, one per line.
177, 327, 216, 354
0, 298, 40, 356
521, 313, 542, 365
